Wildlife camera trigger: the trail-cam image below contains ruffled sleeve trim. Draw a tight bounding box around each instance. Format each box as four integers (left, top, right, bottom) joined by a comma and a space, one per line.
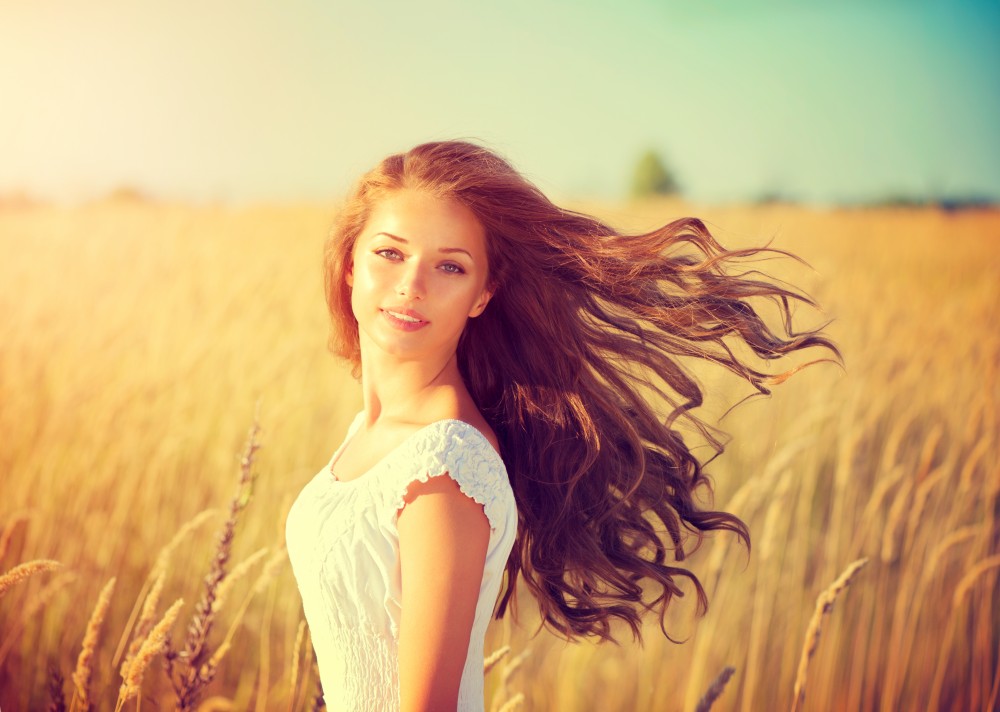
387, 420, 510, 532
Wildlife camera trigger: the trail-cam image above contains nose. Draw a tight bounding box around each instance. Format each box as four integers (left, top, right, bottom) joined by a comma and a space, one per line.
395, 261, 426, 300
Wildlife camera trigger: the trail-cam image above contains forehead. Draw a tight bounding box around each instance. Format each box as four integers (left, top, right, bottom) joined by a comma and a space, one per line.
360, 189, 486, 253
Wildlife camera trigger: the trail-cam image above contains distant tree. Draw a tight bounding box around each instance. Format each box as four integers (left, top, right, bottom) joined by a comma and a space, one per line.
631, 149, 679, 198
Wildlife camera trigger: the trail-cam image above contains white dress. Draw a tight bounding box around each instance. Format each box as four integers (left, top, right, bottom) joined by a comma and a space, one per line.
286, 413, 518, 711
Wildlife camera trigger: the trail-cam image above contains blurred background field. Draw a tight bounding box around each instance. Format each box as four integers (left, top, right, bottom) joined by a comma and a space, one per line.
1, 197, 997, 710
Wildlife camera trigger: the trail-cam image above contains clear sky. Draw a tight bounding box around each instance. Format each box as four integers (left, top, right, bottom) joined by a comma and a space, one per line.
1, 0, 997, 205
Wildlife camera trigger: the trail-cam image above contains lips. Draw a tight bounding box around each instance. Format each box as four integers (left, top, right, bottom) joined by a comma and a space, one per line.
380, 306, 429, 330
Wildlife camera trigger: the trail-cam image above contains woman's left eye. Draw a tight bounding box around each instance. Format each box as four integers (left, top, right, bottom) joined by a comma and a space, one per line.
440, 263, 465, 275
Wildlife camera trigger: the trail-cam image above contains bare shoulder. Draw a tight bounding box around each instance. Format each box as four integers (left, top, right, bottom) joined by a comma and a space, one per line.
408, 399, 500, 455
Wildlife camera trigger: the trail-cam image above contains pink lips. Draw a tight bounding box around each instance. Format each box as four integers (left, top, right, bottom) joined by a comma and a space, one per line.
380, 306, 429, 331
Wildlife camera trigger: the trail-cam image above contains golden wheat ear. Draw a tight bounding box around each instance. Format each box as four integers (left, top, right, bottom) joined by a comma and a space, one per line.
0, 558, 61, 598
72, 576, 117, 712
116, 597, 185, 711
695, 666, 736, 712
791, 558, 869, 712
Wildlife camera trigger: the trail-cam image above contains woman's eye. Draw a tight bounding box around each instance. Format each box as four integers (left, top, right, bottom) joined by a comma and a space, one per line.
440, 263, 465, 275
374, 248, 402, 260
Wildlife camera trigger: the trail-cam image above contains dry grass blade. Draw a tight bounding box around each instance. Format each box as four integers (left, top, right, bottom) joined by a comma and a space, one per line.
695, 665, 736, 712
72, 576, 117, 711
790, 558, 869, 712
117, 597, 185, 711
0, 558, 61, 597
484, 645, 511, 675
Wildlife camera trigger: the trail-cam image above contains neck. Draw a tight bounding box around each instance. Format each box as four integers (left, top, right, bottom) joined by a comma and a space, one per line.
357, 335, 466, 427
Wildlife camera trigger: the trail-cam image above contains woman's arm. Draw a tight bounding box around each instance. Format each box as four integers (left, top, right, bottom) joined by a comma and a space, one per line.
397, 474, 491, 712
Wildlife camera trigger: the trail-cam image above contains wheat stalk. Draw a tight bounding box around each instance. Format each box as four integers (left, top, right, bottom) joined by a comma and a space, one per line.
903, 466, 947, 554
309, 654, 325, 712
285, 620, 308, 712
208, 546, 287, 673
958, 438, 989, 492
0, 570, 76, 667
112, 508, 219, 670
211, 546, 269, 614
848, 463, 905, 556
0, 510, 31, 563
484, 645, 511, 675
491, 648, 530, 712
501, 648, 530, 688
48, 664, 67, 712
253, 547, 287, 594
72, 576, 117, 711
0, 558, 61, 597
922, 525, 979, 586
927, 554, 1000, 710
496, 692, 525, 712
914, 423, 943, 481
116, 597, 184, 712
695, 666, 736, 712
166, 417, 261, 712
951, 554, 1000, 607
120, 568, 166, 678
790, 558, 868, 712
152, 509, 221, 576
880, 477, 913, 564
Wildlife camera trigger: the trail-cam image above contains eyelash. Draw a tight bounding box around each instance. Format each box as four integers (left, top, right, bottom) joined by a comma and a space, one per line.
373, 248, 465, 275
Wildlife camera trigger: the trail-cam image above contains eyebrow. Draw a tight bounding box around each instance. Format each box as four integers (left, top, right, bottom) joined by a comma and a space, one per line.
375, 232, 474, 259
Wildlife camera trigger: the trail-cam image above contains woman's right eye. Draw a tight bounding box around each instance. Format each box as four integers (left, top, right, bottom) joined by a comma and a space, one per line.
374, 248, 402, 261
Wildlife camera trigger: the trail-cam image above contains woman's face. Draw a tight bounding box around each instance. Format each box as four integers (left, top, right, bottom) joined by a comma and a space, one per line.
347, 189, 492, 364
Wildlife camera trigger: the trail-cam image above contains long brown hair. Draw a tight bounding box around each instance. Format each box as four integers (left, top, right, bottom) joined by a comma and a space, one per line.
323, 140, 839, 642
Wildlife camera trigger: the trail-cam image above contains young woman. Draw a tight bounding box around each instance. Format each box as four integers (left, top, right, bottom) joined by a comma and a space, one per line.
286, 140, 837, 711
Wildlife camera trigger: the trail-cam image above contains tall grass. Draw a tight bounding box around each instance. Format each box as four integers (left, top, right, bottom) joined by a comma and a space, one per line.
1, 197, 996, 709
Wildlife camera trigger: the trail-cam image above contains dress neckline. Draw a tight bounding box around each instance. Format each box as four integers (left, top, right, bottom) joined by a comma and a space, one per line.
328, 416, 497, 486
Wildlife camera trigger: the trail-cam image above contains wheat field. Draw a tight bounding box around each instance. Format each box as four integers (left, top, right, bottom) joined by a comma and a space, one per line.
0, 196, 997, 711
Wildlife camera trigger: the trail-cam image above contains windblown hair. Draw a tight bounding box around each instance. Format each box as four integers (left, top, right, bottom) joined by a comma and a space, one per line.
323, 140, 838, 642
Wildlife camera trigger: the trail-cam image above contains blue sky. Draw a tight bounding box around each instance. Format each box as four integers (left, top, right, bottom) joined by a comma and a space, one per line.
1, 0, 997, 204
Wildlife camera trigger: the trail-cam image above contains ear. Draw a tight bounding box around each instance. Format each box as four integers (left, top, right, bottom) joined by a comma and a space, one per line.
468, 286, 493, 318
345, 260, 354, 288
